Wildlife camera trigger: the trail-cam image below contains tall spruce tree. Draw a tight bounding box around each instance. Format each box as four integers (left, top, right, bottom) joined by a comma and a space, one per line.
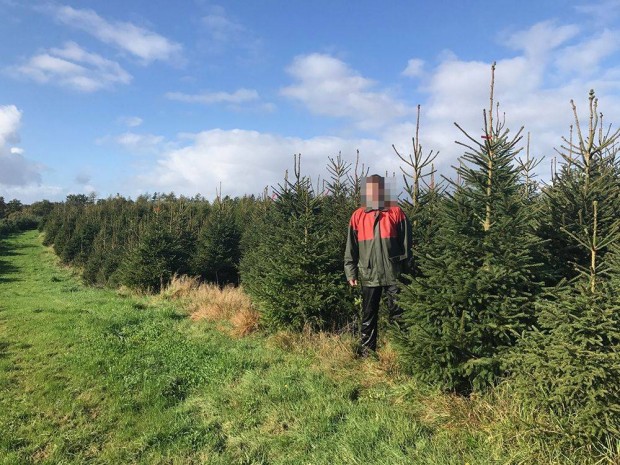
393, 105, 443, 275
240, 155, 355, 331
322, 153, 365, 329
510, 91, 620, 445
395, 64, 542, 393
538, 91, 620, 285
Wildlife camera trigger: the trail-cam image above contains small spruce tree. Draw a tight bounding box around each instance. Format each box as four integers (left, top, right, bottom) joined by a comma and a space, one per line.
119, 213, 193, 292
193, 193, 241, 285
321, 152, 363, 329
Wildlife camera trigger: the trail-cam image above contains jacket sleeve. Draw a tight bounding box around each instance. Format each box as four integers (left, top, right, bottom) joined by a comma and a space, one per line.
344, 214, 359, 282
398, 209, 413, 271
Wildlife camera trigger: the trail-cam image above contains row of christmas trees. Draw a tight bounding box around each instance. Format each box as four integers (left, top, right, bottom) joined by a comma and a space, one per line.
37, 70, 620, 446
42, 191, 250, 289
395, 67, 620, 444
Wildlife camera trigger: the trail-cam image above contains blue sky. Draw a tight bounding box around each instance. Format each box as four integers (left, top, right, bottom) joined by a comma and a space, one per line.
1, 0, 620, 202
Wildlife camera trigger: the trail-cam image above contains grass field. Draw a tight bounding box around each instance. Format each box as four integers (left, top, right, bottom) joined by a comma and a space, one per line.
0, 230, 616, 464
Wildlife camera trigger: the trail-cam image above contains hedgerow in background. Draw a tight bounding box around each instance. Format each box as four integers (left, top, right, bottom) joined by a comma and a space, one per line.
0, 196, 51, 238
61, 214, 100, 266
510, 91, 620, 445
0, 198, 22, 218
41, 193, 220, 287
240, 155, 357, 331
0, 214, 40, 238
395, 65, 542, 393
45, 194, 94, 261
81, 196, 137, 286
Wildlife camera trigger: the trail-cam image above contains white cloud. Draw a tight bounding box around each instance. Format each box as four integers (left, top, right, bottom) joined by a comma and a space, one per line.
575, 0, 620, 23
203, 7, 245, 43
116, 133, 165, 152
0, 184, 65, 204
402, 58, 425, 78
504, 20, 580, 58
135, 129, 388, 198
423, 57, 492, 123
281, 53, 411, 129
51, 5, 182, 64
9, 42, 131, 92
75, 172, 91, 185
388, 20, 620, 184
200, 5, 262, 58
165, 88, 260, 105
555, 29, 620, 75
97, 132, 166, 154
0, 105, 44, 188
0, 104, 20, 148
0, 148, 43, 187
118, 116, 143, 128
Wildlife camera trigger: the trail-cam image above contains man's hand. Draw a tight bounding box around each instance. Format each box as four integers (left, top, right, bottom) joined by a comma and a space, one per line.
349, 279, 358, 287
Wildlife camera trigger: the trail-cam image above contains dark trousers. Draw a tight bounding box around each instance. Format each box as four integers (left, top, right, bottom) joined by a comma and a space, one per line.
360, 284, 403, 352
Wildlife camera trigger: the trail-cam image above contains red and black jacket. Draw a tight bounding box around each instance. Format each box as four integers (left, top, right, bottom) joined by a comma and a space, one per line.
344, 206, 412, 286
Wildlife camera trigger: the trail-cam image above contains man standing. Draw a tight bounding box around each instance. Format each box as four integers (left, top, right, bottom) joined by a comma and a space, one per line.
344, 174, 412, 356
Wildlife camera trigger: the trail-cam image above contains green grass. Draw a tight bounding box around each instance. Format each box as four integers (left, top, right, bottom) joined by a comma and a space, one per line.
0, 231, 615, 464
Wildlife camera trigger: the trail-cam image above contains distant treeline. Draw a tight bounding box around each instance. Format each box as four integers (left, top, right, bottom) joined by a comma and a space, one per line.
0, 197, 54, 238
12, 87, 620, 449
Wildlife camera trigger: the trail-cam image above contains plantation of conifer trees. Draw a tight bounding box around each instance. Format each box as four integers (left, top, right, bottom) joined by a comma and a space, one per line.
25, 68, 620, 450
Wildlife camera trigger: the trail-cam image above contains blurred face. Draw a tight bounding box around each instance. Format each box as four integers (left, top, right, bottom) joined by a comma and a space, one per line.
361, 175, 397, 208
362, 178, 385, 209
366, 181, 381, 202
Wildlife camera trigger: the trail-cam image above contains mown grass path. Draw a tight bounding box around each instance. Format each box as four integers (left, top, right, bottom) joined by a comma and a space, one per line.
0, 231, 517, 464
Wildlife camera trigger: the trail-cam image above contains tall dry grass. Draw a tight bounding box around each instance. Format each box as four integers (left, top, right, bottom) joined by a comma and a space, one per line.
160, 276, 399, 385
159, 275, 259, 337
266, 327, 358, 372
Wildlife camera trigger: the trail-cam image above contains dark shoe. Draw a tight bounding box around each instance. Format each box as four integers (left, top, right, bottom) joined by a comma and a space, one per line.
355, 344, 376, 359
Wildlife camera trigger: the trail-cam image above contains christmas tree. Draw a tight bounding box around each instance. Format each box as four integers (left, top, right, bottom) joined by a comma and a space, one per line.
240, 155, 355, 331
510, 91, 620, 444
393, 104, 443, 276
538, 91, 620, 285
119, 211, 193, 292
396, 64, 542, 393
193, 191, 241, 285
